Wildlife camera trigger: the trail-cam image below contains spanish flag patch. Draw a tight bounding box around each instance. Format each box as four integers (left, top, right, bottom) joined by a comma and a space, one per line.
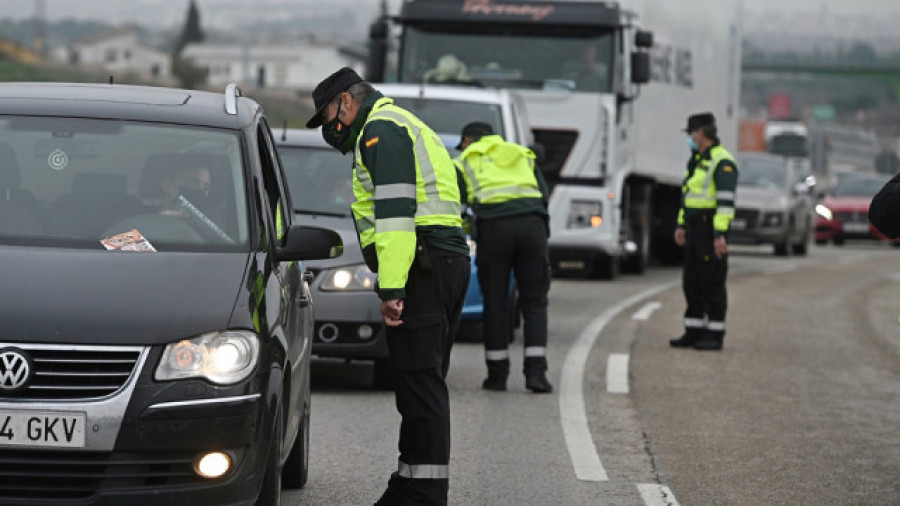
365, 136, 379, 147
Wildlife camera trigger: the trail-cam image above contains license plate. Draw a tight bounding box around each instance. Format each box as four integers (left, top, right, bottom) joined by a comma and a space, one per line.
0, 410, 86, 448
842, 222, 869, 233
730, 219, 746, 230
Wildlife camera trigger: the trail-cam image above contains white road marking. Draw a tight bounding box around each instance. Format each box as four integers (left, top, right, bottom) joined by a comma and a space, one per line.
632, 301, 663, 321
637, 483, 681, 506
560, 282, 676, 482
607, 354, 629, 394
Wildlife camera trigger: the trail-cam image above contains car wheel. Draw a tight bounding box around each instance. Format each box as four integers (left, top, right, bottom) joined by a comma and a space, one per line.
833, 236, 845, 246
372, 358, 394, 390
282, 384, 310, 489
256, 402, 283, 506
773, 236, 791, 256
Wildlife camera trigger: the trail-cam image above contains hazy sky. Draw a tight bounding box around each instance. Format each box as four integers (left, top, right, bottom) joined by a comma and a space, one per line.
0, 0, 898, 29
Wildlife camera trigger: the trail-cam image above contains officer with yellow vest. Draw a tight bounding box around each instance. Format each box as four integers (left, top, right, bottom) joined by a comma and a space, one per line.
670, 112, 738, 351
307, 67, 470, 505
455, 122, 553, 393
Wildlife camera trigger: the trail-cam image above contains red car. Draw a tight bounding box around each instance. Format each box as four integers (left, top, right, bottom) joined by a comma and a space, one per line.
815, 175, 898, 245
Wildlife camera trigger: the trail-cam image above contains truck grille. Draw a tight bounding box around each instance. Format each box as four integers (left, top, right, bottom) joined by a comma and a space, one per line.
0, 449, 221, 502
0, 344, 144, 400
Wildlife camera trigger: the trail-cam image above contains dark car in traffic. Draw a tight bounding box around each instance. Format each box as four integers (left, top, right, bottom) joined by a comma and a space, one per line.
0, 82, 341, 505
815, 174, 896, 245
730, 152, 814, 255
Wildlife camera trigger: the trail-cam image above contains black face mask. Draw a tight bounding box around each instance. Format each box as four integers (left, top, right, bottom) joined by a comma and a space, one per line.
322, 101, 351, 152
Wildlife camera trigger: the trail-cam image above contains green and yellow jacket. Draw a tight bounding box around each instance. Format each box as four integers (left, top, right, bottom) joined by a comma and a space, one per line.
677, 141, 738, 236
347, 91, 468, 300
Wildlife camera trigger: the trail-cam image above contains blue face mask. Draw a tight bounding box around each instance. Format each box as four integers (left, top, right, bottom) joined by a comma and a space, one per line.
687, 136, 698, 151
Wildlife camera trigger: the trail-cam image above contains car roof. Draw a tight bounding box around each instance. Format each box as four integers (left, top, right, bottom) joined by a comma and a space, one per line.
374, 83, 513, 105
0, 81, 261, 130
275, 127, 328, 148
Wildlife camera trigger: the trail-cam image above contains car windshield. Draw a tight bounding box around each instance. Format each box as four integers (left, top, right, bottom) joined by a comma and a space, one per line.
279, 145, 353, 217
737, 157, 788, 189
389, 96, 505, 147
0, 116, 249, 251
832, 177, 888, 198
399, 28, 615, 92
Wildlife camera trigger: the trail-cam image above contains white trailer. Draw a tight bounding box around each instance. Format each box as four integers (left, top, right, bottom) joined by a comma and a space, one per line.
369, 0, 743, 277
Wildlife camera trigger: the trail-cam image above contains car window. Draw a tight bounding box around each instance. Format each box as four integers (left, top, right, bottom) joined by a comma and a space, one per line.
390, 97, 505, 141
736, 157, 787, 189
832, 177, 889, 198
257, 121, 292, 242
279, 144, 353, 217
0, 116, 248, 251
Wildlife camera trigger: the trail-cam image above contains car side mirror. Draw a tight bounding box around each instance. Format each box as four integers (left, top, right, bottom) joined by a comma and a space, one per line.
276, 224, 343, 262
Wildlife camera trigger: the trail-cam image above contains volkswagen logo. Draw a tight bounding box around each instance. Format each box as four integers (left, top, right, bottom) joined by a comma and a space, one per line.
0, 348, 32, 393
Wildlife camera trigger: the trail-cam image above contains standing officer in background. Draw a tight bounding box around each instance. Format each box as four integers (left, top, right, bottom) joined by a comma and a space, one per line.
670, 112, 738, 351
455, 122, 553, 393
307, 67, 470, 505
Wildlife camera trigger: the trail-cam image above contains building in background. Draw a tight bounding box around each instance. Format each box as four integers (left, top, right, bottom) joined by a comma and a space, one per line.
182, 42, 361, 91
54, 28, 171, 81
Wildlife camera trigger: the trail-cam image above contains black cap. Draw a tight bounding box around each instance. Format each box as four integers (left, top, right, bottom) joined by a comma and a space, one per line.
306, 67, 364, 128
455, 121, 493, 149
683, 112, 716, 132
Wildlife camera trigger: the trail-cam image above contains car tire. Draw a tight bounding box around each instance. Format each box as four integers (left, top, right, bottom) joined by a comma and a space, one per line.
774, 233, 791, 256
372, 358, 394, 390
256, 402, 283, 506
282, 383, 310, 489
833, 236, 845, 246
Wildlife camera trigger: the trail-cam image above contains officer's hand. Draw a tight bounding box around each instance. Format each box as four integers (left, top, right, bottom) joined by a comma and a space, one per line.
381, 299, 404, 326
714, 236, 728, 258
674, 228, 686, 246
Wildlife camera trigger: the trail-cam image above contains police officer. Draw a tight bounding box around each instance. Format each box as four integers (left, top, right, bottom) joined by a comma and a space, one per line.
455, 122, 553, 393
307, 67, 470, 505
670, 112, 738, 351
869, 171, 900, 239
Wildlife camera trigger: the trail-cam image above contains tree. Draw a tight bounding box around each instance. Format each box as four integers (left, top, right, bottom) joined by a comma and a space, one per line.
172, 0, 207, 89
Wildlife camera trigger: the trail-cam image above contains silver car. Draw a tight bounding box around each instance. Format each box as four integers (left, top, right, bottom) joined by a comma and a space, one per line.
731, 152, 814, 255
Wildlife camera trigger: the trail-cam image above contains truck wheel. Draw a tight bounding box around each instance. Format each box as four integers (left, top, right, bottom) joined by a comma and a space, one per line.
594, 255, 619, 280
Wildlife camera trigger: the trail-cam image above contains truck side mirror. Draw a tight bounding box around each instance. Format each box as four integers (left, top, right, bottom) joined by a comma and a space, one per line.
635, 30, 654, 49
631, 52, 651, 84
366, 17, 388, 83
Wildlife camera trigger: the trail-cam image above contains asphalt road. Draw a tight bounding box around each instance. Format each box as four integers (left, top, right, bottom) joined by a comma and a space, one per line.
284, 242, 899, 505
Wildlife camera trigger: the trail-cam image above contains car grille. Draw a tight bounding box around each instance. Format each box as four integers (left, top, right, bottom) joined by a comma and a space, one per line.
834, 211, 867, 223
0, 449, 228, 502
0, 344, 143, 400
735, 208, 759, 230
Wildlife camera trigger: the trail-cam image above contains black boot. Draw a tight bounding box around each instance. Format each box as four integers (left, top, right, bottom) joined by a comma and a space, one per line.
525, 373, 553, 393
669, 330, 701, 348
482, 374, 508, 391
692, 332, 724, 351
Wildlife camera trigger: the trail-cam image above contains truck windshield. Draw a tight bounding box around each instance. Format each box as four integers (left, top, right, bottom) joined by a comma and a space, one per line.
399, 27, 615, 92
768, 133, 809, 157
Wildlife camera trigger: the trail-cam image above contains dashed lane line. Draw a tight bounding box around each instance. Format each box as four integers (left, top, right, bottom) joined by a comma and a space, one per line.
559, 282, 676, 482
637, 483, 682, 506
632, 301, 663, 321
606, 354, 630, 394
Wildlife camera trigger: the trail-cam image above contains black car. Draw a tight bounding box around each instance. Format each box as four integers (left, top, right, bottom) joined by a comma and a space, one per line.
0, 82, 341, 505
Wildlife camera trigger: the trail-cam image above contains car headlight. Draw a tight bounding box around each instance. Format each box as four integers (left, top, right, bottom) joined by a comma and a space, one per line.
155, 331, 259, 385
319, 263, 377, 291
567, 200, 603, 229
761, 212, 784, 227
815, 204, 833, 221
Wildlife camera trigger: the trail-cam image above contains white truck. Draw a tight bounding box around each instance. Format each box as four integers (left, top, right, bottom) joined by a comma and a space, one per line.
368, 0, 743, 278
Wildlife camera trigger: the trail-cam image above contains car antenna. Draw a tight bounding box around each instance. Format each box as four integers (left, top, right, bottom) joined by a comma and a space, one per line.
281, 119, 287, 141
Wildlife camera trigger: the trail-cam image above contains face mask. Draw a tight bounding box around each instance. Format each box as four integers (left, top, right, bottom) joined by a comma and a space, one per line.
687, 136, 698, 151
322, 101, 351, 152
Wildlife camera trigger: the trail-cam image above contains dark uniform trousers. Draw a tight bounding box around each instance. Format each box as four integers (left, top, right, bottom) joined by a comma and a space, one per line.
682, 212, 728, 340
476, 214, 550, 377
378, 248, 470, 506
